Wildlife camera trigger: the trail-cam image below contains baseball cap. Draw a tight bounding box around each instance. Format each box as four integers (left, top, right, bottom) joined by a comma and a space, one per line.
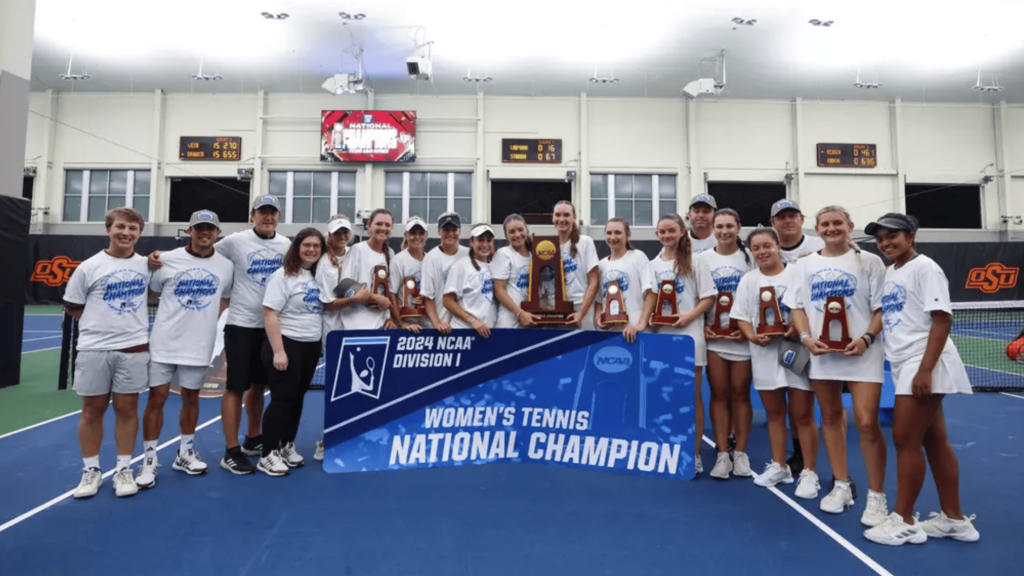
405, 216, 428, 233
252, 194, 281, 212
864, 213, 917, 237
778, 339, 810, 377
327, 217, 352, 234
470, 224, 495, 238
689, 194, 717, 210
189, 210, 221, 228
334, 278, 365, 299
437, 211, 461, 229
770, 199, 802, 218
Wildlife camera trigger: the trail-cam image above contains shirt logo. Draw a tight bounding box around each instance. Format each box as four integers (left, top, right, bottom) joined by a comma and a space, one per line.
881, 281, 906, 334
965, 263, 1018, 294
600, 270, 631, 299
562, 251, 579, 285
655, 269, 687, 295
808, 268, 857, 313
303, 280, 323, 314
101, 269, 148, 314
31, 256, 81, 287
331, 336, 391, 401
710, 266, 743, 294
245, 248, 284, 287
173, 268, 220, 311
481, 275, 494, 301
514, 264, 530, 292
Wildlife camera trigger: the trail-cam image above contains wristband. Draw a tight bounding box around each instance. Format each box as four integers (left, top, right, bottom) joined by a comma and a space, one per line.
862, 332, 876, 345
799, 333, 811, 343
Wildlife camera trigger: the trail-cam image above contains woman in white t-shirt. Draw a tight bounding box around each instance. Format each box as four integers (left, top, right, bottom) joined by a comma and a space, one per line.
553, 201, 599, 330
861, 213, 978, 546
700, 209, 755, 480
333, 209, 397, 332
389, 216, 431, 332
492, 214, 541, 328
784, 205, 888, 523
641, 213, 716, 474
444, 224, 498, 338
422, 211, 470, 335
731, 228, 820, 497
259, 228, 327, 476
594, 218, 652, 342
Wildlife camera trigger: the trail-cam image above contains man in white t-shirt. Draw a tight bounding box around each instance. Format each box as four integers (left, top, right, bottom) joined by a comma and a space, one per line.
771, 199, 825, 264
64, 207, 152, 499
135, 210, 234, 489
687, 194, 718, 255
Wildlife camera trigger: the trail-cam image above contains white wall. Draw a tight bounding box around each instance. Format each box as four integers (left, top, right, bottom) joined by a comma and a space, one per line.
22, 90, 1022, 241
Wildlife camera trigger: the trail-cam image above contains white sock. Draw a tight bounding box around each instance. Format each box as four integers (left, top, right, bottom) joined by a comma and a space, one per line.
180, 434, 195, 455
116, 455, 131, 471
869, 489, 885, 497
143, 440, 158, 460
83, 456, 100, 470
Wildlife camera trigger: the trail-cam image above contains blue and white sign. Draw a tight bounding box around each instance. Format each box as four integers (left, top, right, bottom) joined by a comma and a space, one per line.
322, 330, 698, 480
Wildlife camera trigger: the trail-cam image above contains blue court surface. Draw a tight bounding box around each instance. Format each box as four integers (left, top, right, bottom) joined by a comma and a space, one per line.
21, 314, 64, 354
1, 378, 1020, 576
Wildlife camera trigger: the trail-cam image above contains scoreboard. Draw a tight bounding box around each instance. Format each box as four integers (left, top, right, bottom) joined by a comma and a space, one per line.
502, 139, 562, 164
179, 136, 242, 161
816, 143, 877, 168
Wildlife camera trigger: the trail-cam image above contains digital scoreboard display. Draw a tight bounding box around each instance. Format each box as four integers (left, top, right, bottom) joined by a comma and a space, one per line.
321, 110, 416, 163
817, 143, 877, 168
179, 136, 242, 161
502, 139, 562, 164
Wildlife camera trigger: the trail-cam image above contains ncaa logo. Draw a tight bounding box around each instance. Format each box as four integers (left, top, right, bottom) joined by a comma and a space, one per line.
363, 114, 374, 124
782, 350, 796, 366
331, 336, 390, 401
593, 346, 633, 374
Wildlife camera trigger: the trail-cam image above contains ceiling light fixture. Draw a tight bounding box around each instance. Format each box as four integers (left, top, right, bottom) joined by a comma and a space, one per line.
973, 69, 1003, 92
58, 53, 90, 81
261, 12, 289, 20
808, 19, 834, 27
463, 76, 492, 83
589, 76, 620, 84
192, 57, 223, 82
853, 69, 881, 89
731, 17, 756, 26
339, 12, 366, 20
322, 49, 367, 95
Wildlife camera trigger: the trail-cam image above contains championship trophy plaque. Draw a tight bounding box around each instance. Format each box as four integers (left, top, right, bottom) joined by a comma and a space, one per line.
651, 280, 678, 326
601, 281, 629, 325
370, 265, 389, 309
820, 296, 852, 351
711, 291, 738, 335
521, 236, 574, 324
756, 286, 787, 336
399, 276, 424, 319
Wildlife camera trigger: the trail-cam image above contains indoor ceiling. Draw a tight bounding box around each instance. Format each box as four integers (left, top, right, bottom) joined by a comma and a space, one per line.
29, 0, 1024, 103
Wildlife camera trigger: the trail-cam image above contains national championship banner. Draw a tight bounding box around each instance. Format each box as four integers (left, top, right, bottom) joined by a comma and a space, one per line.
322, 330, 698, 480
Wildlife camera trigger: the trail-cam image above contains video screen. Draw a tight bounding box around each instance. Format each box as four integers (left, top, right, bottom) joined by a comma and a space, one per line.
320, 110, 416, 163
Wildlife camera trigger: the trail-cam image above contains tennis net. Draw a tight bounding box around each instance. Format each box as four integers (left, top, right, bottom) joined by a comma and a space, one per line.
58, 301, 1024, 393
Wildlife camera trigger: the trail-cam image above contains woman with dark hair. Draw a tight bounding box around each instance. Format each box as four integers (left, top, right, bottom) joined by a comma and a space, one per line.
444, 224, 498, 338
492, 214, 540, 328
336, 209, 396, 331
594, 218, 652, 342
259, 227, 326, 476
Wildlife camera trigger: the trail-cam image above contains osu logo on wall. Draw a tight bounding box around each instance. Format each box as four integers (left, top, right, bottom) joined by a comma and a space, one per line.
965, 263, 1019, 294
31, 256, 81, 287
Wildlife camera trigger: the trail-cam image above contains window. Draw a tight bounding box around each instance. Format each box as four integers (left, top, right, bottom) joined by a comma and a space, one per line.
590, 174, 676, 227
63, 170, 151, 222
23, 176, 33, 200
385, 172, 473, 222
268, 171, 357, 224
705, 182, 786, 228
904, 184, 981, 229
169, 178, 249, 223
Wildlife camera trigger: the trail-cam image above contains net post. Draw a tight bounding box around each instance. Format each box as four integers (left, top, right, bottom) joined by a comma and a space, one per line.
58, 312, 74, 390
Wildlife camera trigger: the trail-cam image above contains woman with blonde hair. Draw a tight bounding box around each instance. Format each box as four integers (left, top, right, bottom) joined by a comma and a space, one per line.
492, 214, 541, 328
389, 215, 431, 332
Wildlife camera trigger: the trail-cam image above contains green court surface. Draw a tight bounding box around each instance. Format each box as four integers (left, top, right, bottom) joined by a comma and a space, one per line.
0, 350, 81, 436
25, 305, 62, 315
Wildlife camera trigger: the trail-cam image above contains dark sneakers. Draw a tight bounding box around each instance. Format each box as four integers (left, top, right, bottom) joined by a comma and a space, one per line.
220, 447, 256, 475
240, 435, 264, 457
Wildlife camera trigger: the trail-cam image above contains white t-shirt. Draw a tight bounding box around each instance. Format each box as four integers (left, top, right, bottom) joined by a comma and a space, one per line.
390, 249, 431, 327
215, 229, 291, 329
881, 255, 960, 364
445, 258, 497, 329
491, 246, 531, 328
690, 232, 717, 255
700, 248, 755, 358
149, 247, 234, 366
561, 235, 600, 305
782, 249, 887, 382
779, 234, 826, 265
649, 253, 717, 327
315, 250, 348, 339
597, 250, 653, 328
262, 267, 323, 343
339, 241, 395, 331
731, 265, 809, 390
64, 251, 151, 352
421, 244, 470, 325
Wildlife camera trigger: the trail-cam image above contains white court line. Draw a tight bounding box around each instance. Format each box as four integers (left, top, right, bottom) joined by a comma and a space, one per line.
24, 330, 62, 333
1001, 392, 1024, 401
22, 336, 63, 343
22, 346, 61, 354
701, 435, 893, 576
0, 391, 267, 535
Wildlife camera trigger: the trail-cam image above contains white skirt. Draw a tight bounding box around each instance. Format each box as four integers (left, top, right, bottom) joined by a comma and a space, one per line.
891, 344, 973, 396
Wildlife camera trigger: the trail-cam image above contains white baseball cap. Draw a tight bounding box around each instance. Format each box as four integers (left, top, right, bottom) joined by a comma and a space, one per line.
470, 224, 495, 238
405, 216, 428, 233
327, 218, 352, 234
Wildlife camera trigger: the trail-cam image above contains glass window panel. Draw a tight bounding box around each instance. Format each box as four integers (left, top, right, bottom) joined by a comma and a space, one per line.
63, 196, 81, 222
614, 175, 632, 199
384, 173, 403, 197
590, 199, 607, 226
293, 172, 313, 197
614, 199, 632, 223
385, 197, 403, 220
134, 170, 151, 196
90, 170, 109, 196
658, 175, 676, 199
107, 196, 126, 210
312, 198, 331, 222
337, 198, 356, 221
428, 198, 446, 222
109, 171, 128, 195
268, 172, 287, 196
633, 175, 652, 199
409, 172, 428, 196
428, 173, 449, 198
88, 196, 107, 222
313, 172, 332, 197
134, 197, 150, 221
338, 172, 357, 197
409, 198, 428, 220
660, 200, 676, 219
634, 200, 653, 227
453, 173, 472, 197
65, 170, 83, 196
453, 199, 472, 221
591, 174, 607, 201
292, 198, 312, 223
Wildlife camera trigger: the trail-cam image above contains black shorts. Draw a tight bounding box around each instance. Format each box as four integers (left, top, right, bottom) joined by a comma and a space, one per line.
224, 324, 270, 393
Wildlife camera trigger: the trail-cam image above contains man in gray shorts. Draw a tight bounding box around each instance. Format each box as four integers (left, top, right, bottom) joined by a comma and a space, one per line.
63, 207, 152, 499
